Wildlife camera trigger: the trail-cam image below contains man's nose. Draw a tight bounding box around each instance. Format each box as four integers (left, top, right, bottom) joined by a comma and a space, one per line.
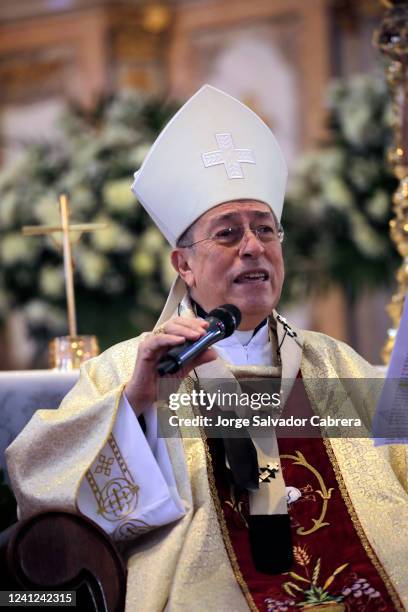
238, 228, 265, 257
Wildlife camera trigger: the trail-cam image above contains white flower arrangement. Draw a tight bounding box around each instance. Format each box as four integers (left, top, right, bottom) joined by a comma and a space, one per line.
0, 92, 179, 351
131, 251, 156, 277
0, 234, 37, 265
39, 266, 65, 298
103, 178, 136, 213
282, 73, 399, 304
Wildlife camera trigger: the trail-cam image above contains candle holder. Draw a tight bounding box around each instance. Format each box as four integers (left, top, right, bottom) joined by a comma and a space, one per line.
49, 335, 99, 370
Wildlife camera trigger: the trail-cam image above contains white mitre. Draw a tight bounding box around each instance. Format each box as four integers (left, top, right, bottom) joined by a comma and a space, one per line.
131, 84, 287, 247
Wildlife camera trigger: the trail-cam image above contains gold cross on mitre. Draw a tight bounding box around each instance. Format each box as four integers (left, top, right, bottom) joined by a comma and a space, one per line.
22, 193, 107, 338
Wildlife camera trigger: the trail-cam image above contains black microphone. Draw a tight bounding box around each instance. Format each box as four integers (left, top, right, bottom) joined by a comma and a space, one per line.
156, 304, 241, 376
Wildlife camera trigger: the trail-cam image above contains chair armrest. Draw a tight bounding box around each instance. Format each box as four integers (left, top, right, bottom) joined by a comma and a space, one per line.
0, 511, 126, 612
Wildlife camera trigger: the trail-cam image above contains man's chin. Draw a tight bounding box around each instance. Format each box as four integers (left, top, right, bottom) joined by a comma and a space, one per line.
231, 294, 278, 320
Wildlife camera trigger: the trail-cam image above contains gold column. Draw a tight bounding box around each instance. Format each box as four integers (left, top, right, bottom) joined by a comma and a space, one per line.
373, 1, 408, 363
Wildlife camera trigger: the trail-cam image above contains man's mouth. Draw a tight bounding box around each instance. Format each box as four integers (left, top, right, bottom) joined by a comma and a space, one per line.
233, 270, 270, 284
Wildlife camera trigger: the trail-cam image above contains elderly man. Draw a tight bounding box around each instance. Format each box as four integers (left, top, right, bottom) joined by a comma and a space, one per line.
7, 86, 407, 611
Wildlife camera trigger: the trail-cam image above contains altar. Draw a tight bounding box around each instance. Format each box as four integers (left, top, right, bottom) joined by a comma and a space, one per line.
0, 370, 79, 479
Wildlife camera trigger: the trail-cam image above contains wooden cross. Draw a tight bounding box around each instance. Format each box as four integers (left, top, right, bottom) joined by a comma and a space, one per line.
22, 193, 107, 337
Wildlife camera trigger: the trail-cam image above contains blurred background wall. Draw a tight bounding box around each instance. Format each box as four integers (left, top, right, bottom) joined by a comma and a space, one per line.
0, 0, 396, 368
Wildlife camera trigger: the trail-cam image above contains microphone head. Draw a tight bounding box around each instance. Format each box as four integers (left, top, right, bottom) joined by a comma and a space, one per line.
208, 304, 241, 337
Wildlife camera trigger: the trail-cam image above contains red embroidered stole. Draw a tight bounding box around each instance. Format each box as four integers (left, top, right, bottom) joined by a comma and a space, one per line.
207, 374, 402, 611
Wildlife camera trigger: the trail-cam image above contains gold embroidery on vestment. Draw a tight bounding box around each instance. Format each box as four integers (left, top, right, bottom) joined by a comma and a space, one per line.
323, 439, 404, 611
84, 432, 140, 522
280, 450, 333, 536
110, 432, 134, 478
95, 454, 114, 476
74, 381, 126, 514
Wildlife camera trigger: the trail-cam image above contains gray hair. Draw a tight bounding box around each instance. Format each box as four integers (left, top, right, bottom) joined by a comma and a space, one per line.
176, 223, 196, 248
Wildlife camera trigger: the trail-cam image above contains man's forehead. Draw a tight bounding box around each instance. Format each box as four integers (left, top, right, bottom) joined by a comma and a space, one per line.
197, 200, 273, 225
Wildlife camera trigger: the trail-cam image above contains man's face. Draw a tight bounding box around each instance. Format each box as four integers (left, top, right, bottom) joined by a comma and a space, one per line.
172, 200, 285, 330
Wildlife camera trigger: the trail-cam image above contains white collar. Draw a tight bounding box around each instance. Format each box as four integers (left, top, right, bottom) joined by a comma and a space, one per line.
216, 321, 269, 349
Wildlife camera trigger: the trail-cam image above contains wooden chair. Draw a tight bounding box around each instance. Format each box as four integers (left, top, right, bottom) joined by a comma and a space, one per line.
0, 511, 126, 612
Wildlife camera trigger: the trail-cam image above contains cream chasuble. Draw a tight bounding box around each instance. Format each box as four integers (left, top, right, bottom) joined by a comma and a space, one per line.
77, 317, 290, 536
6, 295, 408, 610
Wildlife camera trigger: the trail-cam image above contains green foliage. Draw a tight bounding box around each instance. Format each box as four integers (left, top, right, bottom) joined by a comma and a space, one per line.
299, 585, 343, 606
282, 73, 399, 305
0, 92, 179, 352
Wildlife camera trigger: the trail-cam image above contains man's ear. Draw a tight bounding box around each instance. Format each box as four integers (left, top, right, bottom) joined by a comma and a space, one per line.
170, 249, 195, 288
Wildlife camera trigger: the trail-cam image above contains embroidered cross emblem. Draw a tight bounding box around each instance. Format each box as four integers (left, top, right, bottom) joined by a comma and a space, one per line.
97, 478, 139, 519
202, 133, 256, 179
108, 486, 130, 513
95, 454, 114, 476
259, 463, 280, 484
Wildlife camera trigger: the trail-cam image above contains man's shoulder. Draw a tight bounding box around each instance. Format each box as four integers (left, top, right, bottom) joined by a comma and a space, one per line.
303, 329, 353, 354
301, 329, 379, 378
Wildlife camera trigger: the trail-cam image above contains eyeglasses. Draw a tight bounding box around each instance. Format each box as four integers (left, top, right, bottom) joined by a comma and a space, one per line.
181, 224, 284, 248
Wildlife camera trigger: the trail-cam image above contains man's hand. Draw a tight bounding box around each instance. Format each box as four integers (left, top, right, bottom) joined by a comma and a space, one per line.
125, 317, 217, 416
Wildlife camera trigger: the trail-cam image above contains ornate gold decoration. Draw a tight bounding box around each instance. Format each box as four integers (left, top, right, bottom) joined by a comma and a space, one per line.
283, 546, 348, 610
85, 433, 140, 522
95, 453, 115, 477
48, 335, 99, 370
86, 471, 139, 521
99, 478, 139, 520
281, 450, 334, 536
141, 4, 172, 34
373, 1, 408, 362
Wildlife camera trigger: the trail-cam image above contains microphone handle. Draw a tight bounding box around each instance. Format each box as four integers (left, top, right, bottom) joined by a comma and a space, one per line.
157, 319, 224, 376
